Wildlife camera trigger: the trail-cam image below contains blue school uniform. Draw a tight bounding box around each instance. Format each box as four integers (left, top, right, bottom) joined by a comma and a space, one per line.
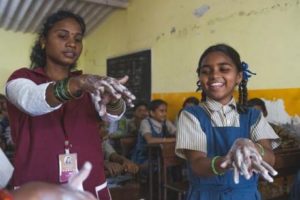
131, 118, 169, 164
185, 105, 261, 200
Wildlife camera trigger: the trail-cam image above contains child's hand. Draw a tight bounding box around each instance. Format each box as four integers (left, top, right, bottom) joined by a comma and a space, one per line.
104, 161, 124, 176
221, 138, 277, 184
122, 160, 139, 174
247, 151, 278, 182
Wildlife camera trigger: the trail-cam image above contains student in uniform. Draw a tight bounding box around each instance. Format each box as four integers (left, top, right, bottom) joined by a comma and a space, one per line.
132, 99, 176, 165
176, 44, 280, 200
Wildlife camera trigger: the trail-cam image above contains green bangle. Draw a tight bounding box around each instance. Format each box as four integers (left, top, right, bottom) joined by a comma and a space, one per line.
66, 78, 82, 99
53, 78, 72, 102
53, 82, 66, 102
59, 78, 72, 100
107, 99, 124, 112
211, 156, 224, 176
256, 143, 265, 157
107, 99, 121, 107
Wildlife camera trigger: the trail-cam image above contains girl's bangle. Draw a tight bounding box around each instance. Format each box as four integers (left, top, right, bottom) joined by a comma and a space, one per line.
211, 156, 224, 176
256, 143, 265, 157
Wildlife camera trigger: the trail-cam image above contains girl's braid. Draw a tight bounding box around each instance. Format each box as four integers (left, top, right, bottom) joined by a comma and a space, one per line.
237, 79, 248, 113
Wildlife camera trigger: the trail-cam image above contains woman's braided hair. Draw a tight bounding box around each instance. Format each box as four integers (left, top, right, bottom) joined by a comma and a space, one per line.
196, 44, 251, 113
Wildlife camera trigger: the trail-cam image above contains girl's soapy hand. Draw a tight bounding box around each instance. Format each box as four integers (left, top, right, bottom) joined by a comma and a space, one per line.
221, 138, 277, 184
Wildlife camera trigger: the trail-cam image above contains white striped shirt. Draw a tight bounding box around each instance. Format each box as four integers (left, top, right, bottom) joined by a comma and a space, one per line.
175, 98, 280, 159
139, 117, 176, 136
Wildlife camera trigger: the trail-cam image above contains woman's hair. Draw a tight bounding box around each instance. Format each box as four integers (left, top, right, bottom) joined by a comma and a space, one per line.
149, 99, 167, 111
196, 43, 248, 113
30, 10, 86, 69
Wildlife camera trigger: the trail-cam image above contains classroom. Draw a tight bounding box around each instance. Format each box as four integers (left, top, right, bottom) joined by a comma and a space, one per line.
0, 0, 300, 200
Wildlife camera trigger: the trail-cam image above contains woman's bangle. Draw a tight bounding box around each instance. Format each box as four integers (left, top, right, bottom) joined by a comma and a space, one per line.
256, 143, 265, 157
66, 78, 82, 99
211, 156, 224, 176
107, 99, 124, 113
53, 77, 82, 102
53, 78, 72, 102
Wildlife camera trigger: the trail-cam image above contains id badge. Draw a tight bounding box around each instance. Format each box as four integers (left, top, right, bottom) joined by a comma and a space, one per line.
58, 153, 78, 183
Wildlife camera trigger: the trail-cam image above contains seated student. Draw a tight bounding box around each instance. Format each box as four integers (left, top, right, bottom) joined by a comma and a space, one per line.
182, 96, 200, 108
107, 116, 128, 139
99, 120, 139, 177
247, 98, 300, 149
131, 99, 176, 165
175, 96, 200, 125
103, 140, 139, 177
119, 102, 149, 158
107, 102, 149, 156
127, 101, 149, 137
106, 115, 129, 154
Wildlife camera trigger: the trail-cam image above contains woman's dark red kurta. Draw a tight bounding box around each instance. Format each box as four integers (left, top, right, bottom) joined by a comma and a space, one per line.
7, 67, 110, 199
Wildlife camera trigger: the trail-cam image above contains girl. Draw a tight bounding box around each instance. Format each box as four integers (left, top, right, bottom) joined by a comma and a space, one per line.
132, 99, 176, 165
5, 10, 134, 199
175, 44, 280, 200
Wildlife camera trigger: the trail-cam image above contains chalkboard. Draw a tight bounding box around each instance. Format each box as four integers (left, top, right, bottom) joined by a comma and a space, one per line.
107, 50, 151, 106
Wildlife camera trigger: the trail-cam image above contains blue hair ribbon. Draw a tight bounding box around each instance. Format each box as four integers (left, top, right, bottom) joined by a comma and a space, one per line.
241, 62, 256, 81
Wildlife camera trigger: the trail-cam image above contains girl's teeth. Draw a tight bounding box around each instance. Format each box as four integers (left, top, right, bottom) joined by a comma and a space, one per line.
211, 83, 223, 86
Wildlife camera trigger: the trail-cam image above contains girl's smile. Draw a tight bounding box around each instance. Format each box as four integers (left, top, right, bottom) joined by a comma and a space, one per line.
198, 51, 242, 105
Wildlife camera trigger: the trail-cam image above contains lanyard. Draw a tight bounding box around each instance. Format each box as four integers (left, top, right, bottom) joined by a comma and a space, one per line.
61, 105, 71, 154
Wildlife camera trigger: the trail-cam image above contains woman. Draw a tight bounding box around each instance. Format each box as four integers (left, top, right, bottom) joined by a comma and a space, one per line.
5, 10, 135, 199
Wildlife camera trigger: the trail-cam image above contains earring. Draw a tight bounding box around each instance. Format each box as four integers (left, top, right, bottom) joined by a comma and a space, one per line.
196, 80, 202, 92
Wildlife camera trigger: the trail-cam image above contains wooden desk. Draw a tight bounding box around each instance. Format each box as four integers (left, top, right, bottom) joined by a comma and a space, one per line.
147, 142, 185, 200
274, 148, 300, 176
110, 182, 142, 200
263, 148, 300, 200
147, 143, 162, 200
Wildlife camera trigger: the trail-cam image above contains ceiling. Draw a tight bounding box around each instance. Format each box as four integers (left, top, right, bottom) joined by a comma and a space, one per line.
0, 0, 128, 35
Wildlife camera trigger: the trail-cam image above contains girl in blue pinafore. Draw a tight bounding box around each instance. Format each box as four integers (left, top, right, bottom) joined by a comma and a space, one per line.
175, 44, 280, 200
132, 99, 176, 165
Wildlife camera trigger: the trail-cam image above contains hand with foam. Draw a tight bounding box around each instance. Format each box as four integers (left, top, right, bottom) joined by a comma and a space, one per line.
221, 138, 277, 184
86, 75, 135, 116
